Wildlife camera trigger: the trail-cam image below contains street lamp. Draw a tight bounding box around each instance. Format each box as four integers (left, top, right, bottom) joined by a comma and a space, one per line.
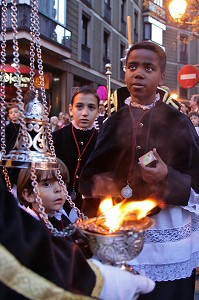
168, 0, 187, 21
167, 0, 199, 34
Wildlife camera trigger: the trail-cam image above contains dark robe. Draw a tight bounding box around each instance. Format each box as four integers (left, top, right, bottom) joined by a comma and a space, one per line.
0, 122, 20, 186
53, 124, 98, 210
0, 181, 96, 299
79, 100, 199, 216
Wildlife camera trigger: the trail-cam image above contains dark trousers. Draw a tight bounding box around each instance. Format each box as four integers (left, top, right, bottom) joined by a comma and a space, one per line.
138, 270, 196, 300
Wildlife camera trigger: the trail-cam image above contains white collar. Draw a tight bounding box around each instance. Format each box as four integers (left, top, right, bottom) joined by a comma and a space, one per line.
48, 207, 68, 221
130, 93, 160, 110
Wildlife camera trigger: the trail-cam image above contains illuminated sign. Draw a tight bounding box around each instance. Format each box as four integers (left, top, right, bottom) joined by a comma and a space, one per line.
0, 72, 30, 87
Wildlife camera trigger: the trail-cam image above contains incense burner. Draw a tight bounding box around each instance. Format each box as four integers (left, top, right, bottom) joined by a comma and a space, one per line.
75, 215, 155, 267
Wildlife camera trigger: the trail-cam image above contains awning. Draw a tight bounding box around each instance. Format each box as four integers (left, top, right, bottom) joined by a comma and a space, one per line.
0, 64, 32, 74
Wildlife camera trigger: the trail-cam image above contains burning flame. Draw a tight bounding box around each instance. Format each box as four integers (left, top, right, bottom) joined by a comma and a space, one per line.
98, 198, 158, 231
99, 197, 113, 212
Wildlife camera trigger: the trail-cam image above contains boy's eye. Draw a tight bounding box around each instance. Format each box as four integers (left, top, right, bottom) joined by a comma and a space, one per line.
88, 105, 96, 110
145, 66, 153, 72
76, 104, 83, 109
129, 64, 136, 70
42, 181, 51, 187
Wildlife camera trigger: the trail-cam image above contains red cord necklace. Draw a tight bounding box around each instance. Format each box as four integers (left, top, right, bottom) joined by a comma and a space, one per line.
70, 125, 95, 200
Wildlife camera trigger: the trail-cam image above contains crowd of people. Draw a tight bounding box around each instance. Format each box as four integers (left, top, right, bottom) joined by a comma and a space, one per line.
0, 41, 199, 300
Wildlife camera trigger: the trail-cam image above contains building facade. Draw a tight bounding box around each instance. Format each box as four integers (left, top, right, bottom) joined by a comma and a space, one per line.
1, 0, 199, 115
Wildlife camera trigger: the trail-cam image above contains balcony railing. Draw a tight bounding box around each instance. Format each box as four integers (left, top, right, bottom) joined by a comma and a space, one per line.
143, 0, 166, 22
4, 4, 71, 50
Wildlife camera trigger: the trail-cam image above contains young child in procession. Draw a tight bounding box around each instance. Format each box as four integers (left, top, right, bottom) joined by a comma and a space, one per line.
189, 111, 199, 136
53, 86, 99, 210
17, 158, 93, 257
17, 158, 77, 229
79, 41, 199, 300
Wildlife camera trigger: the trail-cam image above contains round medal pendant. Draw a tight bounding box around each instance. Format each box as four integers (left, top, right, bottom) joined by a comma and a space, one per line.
121, 184, 133, 198
70, 190, 77, 200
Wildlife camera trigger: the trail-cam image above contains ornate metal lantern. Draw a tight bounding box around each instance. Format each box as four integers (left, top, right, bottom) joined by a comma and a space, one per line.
0, 0, 84, 237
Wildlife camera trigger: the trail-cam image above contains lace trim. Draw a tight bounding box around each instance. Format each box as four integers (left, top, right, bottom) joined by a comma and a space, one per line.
144, 215, 199, 244
133, 251, 199, 282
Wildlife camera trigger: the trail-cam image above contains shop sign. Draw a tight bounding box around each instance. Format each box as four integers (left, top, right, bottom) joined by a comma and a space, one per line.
0, 72, 30, 88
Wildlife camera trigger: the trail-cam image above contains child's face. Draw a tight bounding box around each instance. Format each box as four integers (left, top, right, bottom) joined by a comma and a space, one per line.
8, 107, 21, 123
190, 115, 199, 127
33, 177, 66, 215
125, 49, 165, 103
69, 93, 99, 129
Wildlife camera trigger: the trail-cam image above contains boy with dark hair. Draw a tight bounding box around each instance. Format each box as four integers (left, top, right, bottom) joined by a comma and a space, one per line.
189, 111, 199, 136
53, 86, 100, 210
17, 158, 77, 228
79, 41, 199, 300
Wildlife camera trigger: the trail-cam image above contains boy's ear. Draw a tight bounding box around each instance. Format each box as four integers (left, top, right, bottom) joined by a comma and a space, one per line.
159, 73, 165, 86
22, 189, 35, 203
69, 104, 73, 117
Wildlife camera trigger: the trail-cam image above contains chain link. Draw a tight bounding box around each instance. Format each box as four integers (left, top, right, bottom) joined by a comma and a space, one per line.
0, 0, 8, 158
28, 0, 87, 235
11, 0, 30, 150
1, 0, 87, 236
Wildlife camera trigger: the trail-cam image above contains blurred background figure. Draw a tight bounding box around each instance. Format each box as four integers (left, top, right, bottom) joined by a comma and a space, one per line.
50, 115, 59, 132
6, 99, 21, 125
189, 94, 199, 113
95, 86, 108, 131
57, 111, 64, 128
57, 112, 71, 128
180, 100, 190, 115
95, 100, 107, 131
189, 111, 199, 136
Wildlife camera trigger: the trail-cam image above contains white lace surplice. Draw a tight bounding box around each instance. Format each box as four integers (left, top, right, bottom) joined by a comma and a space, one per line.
128, 189, 199, 281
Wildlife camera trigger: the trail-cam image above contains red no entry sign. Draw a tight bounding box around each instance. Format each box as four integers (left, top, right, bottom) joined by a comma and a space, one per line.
178, 64, 199, 89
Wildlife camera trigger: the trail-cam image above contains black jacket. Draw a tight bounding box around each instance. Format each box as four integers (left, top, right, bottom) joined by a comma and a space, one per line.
79, 101, 199, 215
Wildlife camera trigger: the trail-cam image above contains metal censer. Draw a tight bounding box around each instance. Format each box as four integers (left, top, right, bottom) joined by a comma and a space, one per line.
75, 214, 155, 271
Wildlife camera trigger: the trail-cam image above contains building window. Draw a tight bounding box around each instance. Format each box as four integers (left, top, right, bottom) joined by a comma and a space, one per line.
134, 10, 138, 43
39, 0, 67, 27
154, 0, 163, 6
81, 0, 92, 6
120, 43, 125, 80
81, 14, 90, 65
104, 0, 111, 22
105, 0, 111, 7
121, 0, 126, 22
82, 15, 89, 46
103, 31, 110, 64
144, 22, 163, 45
179, 35, 188, 64
179, 87, 188, 99
144, 23, 151, 40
